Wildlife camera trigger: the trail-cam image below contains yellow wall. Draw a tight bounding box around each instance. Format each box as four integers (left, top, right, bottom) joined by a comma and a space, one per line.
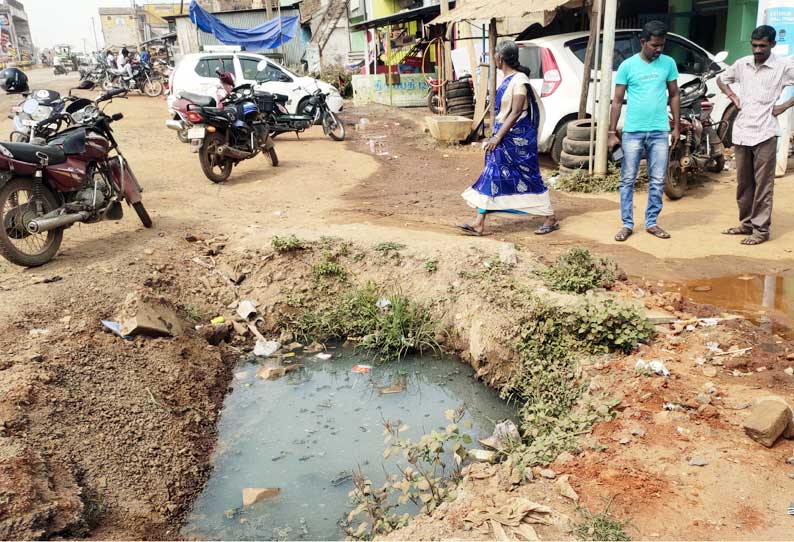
372, 0, 402, 19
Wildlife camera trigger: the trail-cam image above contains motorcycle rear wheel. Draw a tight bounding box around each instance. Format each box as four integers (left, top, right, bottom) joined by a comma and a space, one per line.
143, 79, 163, 97
0, 177, 63, 267
664, 164, 688, 200
323, 111, 345, 141
427, 92, 441, 114
177, 129, 189, 144
199, 133, 232, 183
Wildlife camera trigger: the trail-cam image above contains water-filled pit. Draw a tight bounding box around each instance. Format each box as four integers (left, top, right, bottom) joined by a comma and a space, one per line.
183, 347, 515, 540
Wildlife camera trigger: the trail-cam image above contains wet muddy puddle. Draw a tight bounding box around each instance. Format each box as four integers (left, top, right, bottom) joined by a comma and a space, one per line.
182, 348, 515, 540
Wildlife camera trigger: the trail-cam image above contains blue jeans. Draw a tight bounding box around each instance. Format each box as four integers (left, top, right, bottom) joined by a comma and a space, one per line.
619, 131, 669, 230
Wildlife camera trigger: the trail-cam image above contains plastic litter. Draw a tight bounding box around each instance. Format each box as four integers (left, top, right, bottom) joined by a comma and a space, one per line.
237, 299, 258, 321
315, 353, 332, 360
351, 364, 372, 374
254, 339, 280, 357
635, 359, 670, 377
664, 402, 685, 411
211, 316, 226, 325
375, 298, 391, 310
100, 320, 132, 340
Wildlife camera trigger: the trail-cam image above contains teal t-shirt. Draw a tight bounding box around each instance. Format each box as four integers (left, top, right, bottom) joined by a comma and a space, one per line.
615, 54, 679, 133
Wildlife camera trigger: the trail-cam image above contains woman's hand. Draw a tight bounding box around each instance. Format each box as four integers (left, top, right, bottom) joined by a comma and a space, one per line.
484, 136, 501, 152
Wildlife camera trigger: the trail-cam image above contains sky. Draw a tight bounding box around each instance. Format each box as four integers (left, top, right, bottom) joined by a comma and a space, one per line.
23, 0, 184, 51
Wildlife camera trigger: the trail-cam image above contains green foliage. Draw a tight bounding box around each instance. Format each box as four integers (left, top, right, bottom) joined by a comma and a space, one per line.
459, 256, 508, 281
574, 505, 631, 541
344, 406, 473, 540
374, 242, 406, 253
311, 250, 348, 281
505, 294, 652, 465
180, 303, 203, 322
554, 162, 647, 193
272, 234, 307, 253
311, 64, 353, 98
285, 282, 438, 361
543, 248, 617, 293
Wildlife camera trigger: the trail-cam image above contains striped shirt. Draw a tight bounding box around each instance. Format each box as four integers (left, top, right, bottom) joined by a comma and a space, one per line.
719, 54, 794, 147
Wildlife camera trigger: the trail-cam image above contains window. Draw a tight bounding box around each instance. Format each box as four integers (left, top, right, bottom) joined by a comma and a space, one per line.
115, 17, 125, 25
568, 33, 637, 71
244, 57, 289, 82
664, 38, 708, 75
518, 46, 542, 79
195, 56, 235, 78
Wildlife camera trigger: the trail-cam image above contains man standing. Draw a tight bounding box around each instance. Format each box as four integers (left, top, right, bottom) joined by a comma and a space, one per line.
717, 25, 794, 245
608, 21, 680, 242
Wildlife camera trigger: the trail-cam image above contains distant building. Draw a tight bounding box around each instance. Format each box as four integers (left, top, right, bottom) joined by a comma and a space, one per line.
0, 0, 34, 65
99, 2, 183, 49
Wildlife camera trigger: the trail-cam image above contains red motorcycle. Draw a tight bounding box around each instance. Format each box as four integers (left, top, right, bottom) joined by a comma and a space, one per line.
166, 70, 235, 143
0, 87, 151, 267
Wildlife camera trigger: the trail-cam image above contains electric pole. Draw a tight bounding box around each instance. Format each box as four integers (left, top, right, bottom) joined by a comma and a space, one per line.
130, 0, 141, 48
91, 16, 100, 51
593, 0, 617, 176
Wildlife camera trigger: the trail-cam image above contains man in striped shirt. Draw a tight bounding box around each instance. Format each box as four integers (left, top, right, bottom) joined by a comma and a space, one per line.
717, 25, 794, 245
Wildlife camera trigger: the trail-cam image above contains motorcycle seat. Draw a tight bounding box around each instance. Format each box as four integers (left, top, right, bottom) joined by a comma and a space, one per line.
178, 92, 216, 107
1, 141, 66, 165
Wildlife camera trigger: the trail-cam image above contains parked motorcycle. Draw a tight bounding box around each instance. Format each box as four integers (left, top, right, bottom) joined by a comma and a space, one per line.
167, 72, 234, 144
664, 51, 729, 200
8, 85, 94, 143
0, 87, 152, 267
104, 62, 163, 97
53, 64, 71, 76
185, 69, 278, 183
256, 60, 344, 141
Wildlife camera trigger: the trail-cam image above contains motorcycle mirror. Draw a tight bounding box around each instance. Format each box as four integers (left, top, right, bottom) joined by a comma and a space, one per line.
713, 51, 728, 63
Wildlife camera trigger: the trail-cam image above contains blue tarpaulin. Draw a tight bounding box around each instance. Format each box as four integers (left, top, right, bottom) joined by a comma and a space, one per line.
189, 0, 299, 51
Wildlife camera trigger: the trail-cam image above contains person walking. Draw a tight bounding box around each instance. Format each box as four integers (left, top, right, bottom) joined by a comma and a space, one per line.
717, 25, 794, 246
458, 40, 558, 236
608, 20, 680, 242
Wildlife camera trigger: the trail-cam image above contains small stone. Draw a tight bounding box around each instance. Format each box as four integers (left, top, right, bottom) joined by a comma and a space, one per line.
630, 426, 646, 438
689, 456, 709, 467
555, 475, 579, 502
784, 367, 794, 376
555, 451, 575, 464
703, 366, 718, 378
703, 382, 717, 395
787, 353, 794, 361
619, 437, 631, 445
697, 404, 719, 419
539, 468, 557, 479
696, 393, 712, 405
743, 398, 793, 447
786, 457, 794, 465
28, 353, 44, 363
242, 487, 280, 507
788, 473, 794, 480
469, 449, 497, 463
498, 243, 518, 266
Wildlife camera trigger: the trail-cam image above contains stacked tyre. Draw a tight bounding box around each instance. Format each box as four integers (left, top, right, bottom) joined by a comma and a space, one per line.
558, 119, 595, 176
445, 76, 474, 118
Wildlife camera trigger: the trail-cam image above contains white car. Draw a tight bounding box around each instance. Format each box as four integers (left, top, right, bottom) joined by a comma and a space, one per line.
517, 30, 735, 164
167, 52, 343, 116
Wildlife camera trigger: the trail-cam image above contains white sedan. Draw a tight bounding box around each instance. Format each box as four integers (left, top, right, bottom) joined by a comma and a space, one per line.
167, 52, 343, 116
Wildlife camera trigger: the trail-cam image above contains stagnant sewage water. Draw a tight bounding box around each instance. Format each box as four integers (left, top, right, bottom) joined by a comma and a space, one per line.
182, 348, 515, 541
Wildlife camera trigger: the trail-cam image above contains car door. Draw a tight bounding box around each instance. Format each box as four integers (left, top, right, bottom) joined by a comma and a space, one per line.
190, 55, 235, 96
241, 56, 303, 113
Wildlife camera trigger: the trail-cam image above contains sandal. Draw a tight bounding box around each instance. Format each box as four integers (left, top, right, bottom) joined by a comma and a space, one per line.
456, 223, 483, 236
646, 225, 671, 239
741, 235, 767, 246
722, 226, 752, 235
614, 227, 633, 242
534, 223, 560, 235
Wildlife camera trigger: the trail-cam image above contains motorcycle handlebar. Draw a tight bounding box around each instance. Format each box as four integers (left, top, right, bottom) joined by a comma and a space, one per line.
98, 88, 128, 102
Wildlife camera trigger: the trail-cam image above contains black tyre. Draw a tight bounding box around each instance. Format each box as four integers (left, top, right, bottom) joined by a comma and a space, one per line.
199, 133, 232, 183
557, 164, 582, 177
448, 104, 475, 114
447, 96, 474, 108
718, 105, 738, 147
132, 202, 153, 228
446, 87, 473, 99
427, 92, 441, 114
143, 79, 163, 97
565, 119, 596, 141
323, 111, 345, 141
550, 122, 568, 165
664, 165, 688, 200
177, 129, 189, 144
448, 109, 475, 118
706, 148, 726, 173
562, 137, 594, 156
0, 177, 63, 267
560, 150, 590, 169
267, 147, 279, 166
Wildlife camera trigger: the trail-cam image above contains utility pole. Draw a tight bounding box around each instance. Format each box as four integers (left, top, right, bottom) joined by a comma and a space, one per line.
91, 16, 100, 51
130, 0, 141, 49
593, 0, 617, 176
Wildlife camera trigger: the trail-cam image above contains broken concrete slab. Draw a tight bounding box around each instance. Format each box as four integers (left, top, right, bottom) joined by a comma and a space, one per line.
743, 398, 793, 447
242, 487, 280, 507
118, 293, 184, 337
256, 364, 303, 381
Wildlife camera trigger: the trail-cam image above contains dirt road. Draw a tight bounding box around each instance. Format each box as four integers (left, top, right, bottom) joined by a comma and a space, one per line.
1, 70, 793, 539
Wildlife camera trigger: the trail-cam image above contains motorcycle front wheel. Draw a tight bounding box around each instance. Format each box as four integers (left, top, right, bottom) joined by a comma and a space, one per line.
267, 147, 279, 167
199, 133, 232, 183
143, 79, 163, 97
0, 177, 63, 267
102, 79, 115, 91
323, 111, 345, 141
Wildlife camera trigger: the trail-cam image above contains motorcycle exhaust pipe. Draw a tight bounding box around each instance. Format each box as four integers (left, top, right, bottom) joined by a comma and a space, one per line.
27, 211, 90, 233
165, 119, 186, 131
218, 145, 253, 160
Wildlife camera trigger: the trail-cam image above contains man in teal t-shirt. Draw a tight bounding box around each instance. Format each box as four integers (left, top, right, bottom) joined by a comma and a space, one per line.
608, 20, 680, 242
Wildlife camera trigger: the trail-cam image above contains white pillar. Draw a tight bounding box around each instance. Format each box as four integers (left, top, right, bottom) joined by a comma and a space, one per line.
593, 0, 617, 176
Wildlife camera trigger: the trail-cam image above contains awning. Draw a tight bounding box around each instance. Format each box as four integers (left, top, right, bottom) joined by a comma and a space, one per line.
141, 32, 176, 45
351, 2, 456, 32
189, 0, 298, 50
427, 0, 584, 35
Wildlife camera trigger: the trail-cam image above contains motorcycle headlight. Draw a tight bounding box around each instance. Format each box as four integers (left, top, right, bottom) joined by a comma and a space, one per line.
30, 106, 53, 122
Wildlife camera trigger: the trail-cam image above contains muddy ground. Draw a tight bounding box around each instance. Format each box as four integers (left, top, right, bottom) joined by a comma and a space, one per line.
1, 70, 793, 540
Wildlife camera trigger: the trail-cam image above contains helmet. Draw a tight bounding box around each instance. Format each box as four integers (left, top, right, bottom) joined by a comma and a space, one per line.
0, 67, 29, 93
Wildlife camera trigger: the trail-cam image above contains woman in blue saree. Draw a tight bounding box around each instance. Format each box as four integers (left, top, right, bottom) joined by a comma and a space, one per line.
458, 41, 559, 236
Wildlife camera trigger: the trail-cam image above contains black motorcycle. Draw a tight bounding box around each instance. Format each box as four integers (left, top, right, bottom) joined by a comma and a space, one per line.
53, 64, 70, 76
186, 71, 277, 183
104, 62, 163, 97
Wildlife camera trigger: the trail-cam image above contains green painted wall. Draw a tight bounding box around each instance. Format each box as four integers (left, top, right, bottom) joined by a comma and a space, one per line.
724, 0, 759, 62
351, 31, 367, 52
669, 0, 692, 39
